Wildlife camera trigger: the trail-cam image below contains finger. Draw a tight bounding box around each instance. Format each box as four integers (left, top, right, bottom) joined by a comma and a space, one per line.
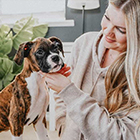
58, 66, 71, 74
45, 76, 54, 82
45, 73, 56, 80
63, 66, 71, 72
64, 71, 71, 77
57, 64, 68, 71
46, 82, 54, 90
38, 71, 45, 76
58, 69, 71, 77
46, 73, 63, 81
60, 64, 67, 71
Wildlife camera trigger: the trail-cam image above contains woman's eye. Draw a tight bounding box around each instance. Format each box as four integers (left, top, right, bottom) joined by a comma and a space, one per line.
104, 14, 110, 21
116, 27, 126, 34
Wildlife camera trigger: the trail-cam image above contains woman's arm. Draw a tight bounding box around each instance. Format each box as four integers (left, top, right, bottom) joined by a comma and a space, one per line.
53, 92, 66, 136
58, 83, 139, 140
44, 71, 139, 139
53, 64, 71, 136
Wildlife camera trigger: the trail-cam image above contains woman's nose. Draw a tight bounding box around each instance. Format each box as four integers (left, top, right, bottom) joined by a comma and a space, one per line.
104, 24, 115, 37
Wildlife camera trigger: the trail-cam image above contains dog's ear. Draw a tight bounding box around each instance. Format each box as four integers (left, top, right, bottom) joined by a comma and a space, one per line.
49, 36, 64, 57
14, 42, 34, 65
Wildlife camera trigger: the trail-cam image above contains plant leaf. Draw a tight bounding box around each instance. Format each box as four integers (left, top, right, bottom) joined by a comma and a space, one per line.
0, 58, 15, 89
12, 62, 23, 74
0, 25, 13, 56
3, 72, 15, 88
0, 24, 10, 38
13, 16, 36, 50
32, 24, 48, 40
0, 81, 3, 91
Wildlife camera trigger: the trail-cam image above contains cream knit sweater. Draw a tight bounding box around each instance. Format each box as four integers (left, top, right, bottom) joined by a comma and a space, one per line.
54, 31, 140, 140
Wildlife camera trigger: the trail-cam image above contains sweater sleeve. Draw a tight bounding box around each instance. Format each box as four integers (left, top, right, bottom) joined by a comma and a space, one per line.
59, 83, 140, 140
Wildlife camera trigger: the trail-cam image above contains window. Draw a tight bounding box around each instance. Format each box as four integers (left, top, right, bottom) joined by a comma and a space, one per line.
1, 0, 65, 14
0, 0, 74, 27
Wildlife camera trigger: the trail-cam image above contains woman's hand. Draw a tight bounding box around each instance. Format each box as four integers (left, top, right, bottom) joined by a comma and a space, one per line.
45, 73, 71, 93
56, 64, 71, 77
39, 64, 71, 93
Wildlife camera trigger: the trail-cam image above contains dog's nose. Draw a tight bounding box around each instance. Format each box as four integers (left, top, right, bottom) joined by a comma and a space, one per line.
51, 55, 60, 62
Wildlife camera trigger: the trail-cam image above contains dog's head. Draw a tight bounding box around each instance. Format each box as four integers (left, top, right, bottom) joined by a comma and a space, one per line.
14, 37, 64, 73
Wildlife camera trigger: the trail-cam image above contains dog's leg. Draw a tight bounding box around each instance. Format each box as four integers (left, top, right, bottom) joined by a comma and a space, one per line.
33, 115, 49, 140
11, 134, 23, 140
9, 92, 26, 140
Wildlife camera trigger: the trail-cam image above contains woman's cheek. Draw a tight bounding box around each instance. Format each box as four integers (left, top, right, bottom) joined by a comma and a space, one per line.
116, 33, 127, 44
101, 16, 107, 30
115, 33, 127, 51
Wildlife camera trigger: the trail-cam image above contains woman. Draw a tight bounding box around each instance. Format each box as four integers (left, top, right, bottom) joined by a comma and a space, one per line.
42, 0, 140, 139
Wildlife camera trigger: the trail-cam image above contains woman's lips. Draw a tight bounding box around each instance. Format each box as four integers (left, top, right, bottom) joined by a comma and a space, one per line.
105, 36, 115, 43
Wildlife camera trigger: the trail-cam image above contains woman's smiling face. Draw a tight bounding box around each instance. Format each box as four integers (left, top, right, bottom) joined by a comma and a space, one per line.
101, 3, 127, 53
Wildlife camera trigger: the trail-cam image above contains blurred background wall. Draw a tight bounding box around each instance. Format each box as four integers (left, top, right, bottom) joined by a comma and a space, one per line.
45, 0, 108, 42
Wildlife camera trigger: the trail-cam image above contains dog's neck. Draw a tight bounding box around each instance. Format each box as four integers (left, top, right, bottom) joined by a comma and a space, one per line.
20, 58, 40, 78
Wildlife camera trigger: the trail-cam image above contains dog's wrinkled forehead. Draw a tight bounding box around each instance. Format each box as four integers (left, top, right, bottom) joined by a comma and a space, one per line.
33, 37, 64, 56
33, 38, 51, 51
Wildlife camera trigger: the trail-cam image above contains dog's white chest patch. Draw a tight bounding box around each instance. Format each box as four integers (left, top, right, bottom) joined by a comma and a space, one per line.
25, 72, 49, 125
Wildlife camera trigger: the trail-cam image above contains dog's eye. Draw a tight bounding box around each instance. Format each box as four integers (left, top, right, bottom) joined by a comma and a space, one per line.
35, 49, 45, 57
54, 46, 58, 51
52, 45, 59, 52
37, 49, 44, 55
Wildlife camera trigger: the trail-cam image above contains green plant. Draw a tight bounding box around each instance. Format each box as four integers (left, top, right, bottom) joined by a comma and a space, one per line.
0, 16, 48, 90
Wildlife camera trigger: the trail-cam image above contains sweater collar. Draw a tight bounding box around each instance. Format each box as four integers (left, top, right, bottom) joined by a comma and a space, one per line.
92, 30, 106, 64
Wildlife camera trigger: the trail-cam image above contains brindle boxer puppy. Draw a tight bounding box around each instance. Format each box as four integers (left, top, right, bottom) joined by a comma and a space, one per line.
0, 37, 64, 140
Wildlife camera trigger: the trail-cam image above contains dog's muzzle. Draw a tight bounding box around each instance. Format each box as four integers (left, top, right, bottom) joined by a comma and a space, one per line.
39, 53, 64, 73
49, 54, 64, 72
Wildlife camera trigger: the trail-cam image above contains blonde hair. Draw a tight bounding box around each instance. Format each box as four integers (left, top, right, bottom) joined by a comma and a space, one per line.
104, 0, 140, 137
105, 0, 140, 116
